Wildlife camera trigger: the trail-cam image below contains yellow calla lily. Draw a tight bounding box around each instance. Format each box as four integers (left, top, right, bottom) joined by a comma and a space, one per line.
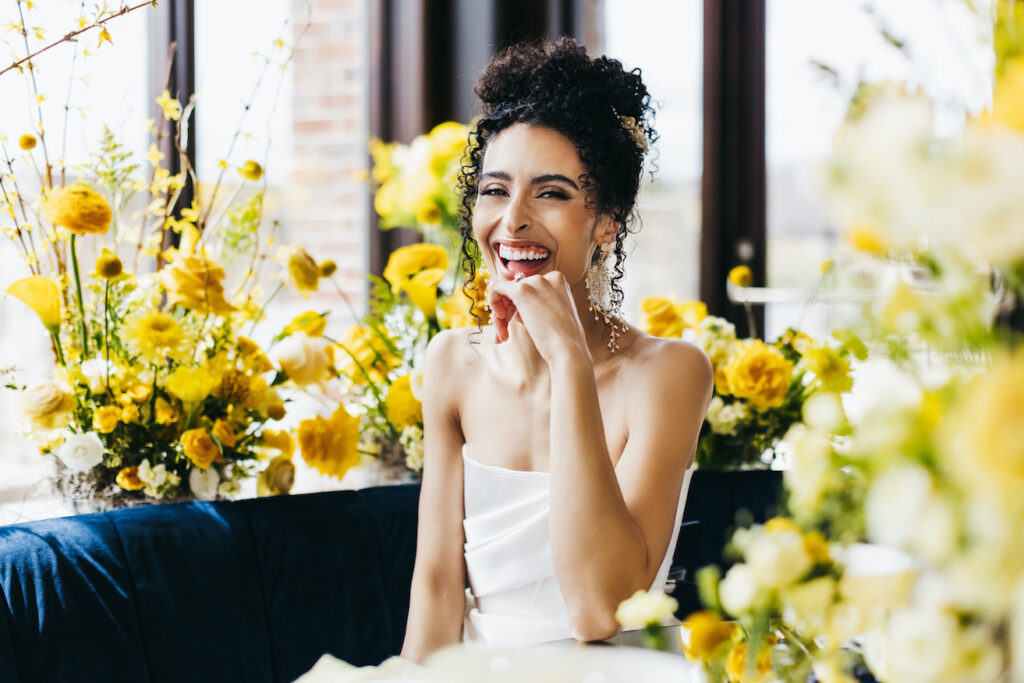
5, 276, 62, 330
401, 267, 446, 320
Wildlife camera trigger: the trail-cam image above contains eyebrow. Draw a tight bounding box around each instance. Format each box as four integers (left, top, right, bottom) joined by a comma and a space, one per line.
480, 171, 579, 190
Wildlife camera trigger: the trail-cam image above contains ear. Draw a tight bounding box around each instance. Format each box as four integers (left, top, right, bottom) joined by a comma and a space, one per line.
595, 214, 619, 246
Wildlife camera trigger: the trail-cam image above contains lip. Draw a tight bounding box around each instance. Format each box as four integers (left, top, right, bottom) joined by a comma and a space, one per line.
491, 239, 553, 280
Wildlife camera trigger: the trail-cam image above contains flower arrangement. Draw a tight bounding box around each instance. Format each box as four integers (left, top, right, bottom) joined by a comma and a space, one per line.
679, 2, 1024, 679
0, 4, 334, 506
637, 295, 863, 470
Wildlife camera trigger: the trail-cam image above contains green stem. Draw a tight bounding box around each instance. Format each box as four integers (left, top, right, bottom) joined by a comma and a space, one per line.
103, 280, 111, 389
247, 281, 283, 336
49, 328, 66, 366
69, 233, 90, 356
183, 400, 202, 430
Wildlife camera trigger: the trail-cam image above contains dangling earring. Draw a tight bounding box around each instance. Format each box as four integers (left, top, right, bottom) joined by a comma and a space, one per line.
585, 242, 623, 353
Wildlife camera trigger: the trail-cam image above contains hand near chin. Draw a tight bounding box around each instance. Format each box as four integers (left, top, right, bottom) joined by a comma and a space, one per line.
488, 272, 589, 365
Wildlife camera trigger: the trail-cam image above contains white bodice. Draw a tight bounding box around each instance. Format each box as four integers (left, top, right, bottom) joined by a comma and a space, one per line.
461, 447, 694, 647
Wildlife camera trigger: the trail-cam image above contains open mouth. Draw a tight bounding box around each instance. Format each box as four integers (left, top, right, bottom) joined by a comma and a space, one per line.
495, 242, 551, 278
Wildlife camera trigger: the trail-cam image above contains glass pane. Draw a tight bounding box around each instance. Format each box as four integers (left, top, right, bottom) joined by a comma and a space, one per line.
765, 0, 993, 340
603, 0, 703, 318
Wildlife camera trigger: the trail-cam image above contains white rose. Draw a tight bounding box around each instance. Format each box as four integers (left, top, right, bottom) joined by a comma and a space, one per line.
746, 530, 812, 590
719, 563, 758, 616
79, 357, 117, 394
56, 432, 105, 472
20, 380, 74, 430
276, 333, 330, 386
189, 466, 220, 501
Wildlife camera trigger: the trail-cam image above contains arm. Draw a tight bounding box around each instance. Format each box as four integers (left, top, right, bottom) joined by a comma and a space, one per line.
548, 341, 712, 640
400, 330, 467, 663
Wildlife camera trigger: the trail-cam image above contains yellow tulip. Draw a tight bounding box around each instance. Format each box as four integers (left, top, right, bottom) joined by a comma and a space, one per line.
5, 276, 62, 330
402, 267, 445, 320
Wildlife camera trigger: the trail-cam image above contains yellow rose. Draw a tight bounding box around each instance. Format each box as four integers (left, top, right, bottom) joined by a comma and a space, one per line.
5, 276, 62, 330
126, 383, 152, 404
283, 311, 327, 338
382, 244, 448, 293
211, 419, 236, 449
43, 183, 112, 235
681, 611, 736, 662
20, 381, 74, 430
639, 296, 683, 338
94, 249, 123, 279
154, 397, 178, 425
238, 159, 263, 182
276, 333, 331, 387
93, 405, 121, 434
402, 267, 445, 320
18, 133, 36, 150
385, 373, 422, 428
335, 325, 398, 385
116, 466, 146, 491
298, 405, 360, 480
261, 429, 295, 458
257, 455, 295, 496
725, 340, 794, 410
120, 404, 140, 424
165, 365, 219, 404
154, 252, 235, 315
181, 428, 222, 469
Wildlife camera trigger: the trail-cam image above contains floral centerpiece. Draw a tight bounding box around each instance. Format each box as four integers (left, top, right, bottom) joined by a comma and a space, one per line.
637, 292, 863, 470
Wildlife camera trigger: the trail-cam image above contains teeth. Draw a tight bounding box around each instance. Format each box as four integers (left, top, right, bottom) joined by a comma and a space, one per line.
498, 244, 550, 261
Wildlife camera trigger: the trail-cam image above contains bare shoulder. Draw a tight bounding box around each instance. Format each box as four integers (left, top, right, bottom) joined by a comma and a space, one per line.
424, 326, 486, 373
628, 333, 713, 393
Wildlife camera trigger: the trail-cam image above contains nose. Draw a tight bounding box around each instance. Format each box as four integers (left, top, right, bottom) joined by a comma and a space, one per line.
499, 192, 531, 234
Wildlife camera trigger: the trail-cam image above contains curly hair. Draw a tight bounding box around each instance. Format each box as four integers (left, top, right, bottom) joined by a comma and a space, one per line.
456, 36, 658, 318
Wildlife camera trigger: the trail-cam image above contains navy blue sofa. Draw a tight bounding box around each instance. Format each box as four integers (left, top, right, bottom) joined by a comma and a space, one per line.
0, 472, 781, 683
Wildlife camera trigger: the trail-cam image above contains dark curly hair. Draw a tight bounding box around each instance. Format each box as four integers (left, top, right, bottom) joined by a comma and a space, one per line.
457, 36, 658, 318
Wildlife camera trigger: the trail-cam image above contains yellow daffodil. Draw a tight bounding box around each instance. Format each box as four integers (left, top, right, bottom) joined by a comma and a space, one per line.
94, 249, 123, 279
725, 340, 794, 410
215, 369, 254, 407
18, 133, 36, 150
5, 275, 61, 330
43, 183, 112, 235
382, 243, 448, 293
260, 429, 295, 458
238, 160, 263, 182
257, 455, 295, 496
298, 404, 360, 480
236, 337, 274, 374
385, 373, 422, 428
180, 428, 222, 469
154, 397, 178, 425
728, 265, 753, 288
415, 202, 442, 225
401, 267, 445, 320
116, 466, 146, 491
125, 312, 184, 361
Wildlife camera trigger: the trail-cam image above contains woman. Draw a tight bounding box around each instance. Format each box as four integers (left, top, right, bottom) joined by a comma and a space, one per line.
401, 37, 712, 662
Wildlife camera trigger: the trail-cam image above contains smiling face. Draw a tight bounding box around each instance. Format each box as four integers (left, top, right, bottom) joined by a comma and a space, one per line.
472, 123, 617, 284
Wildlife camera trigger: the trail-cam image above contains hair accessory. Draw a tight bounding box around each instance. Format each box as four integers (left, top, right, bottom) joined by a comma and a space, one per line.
613, 108, 649, 154
585, 242, 624, 353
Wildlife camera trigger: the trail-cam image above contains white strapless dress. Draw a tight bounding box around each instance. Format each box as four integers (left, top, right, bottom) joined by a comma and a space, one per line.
461, 448, 695, 647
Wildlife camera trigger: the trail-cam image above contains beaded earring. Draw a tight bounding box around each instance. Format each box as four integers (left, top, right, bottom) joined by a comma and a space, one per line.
585, 242, 624, 353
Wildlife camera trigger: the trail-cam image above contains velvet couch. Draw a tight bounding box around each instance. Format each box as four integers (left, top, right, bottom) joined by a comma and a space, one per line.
0, 472, 781, 683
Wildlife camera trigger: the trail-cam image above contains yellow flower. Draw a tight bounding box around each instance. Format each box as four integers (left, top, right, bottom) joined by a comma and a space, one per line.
211, 419, 236, 449
764, 517, 801, 534
257, 455, 295, 496
215, 369, 253, 406
385, 373, 423, 428
43, 183, 112, 235
165, 365, 219, 404
93, 405, 121, 434
677, 301, 708, 329
20, 381, 74, 430
126, 313, 184, 360
640, 296, 684, 338
844, 222, 888, 256
402, 267, 445, 319
369, 139, 398, 184
804, 346, 853, 393
725, 340, 794, 410
725, 639, 774, 683
335, 324, 399, 385
427, 121, 469, 172
281, 246, 321, 295
261, 429, 295, 458
820, 258, 835, 275
803, 530, 832, 565
154, 397, 178, 425
5, 275, 61, 330
990, 56, 1024, 132
318, 260, 337, 278
236, 337, 274, 374
298, 405, 360, 480
126, 383, 152, 404
18, 133, 36, 150
154, 249, 235, 315
398, 172, 441, 218
382, 244, 448, 293
728, 265, 753, 287
116, 466, 146, 491
181, 428, 222, 469
415, 202, 442, 225
615, 589, 679, 629
440, 269, 490, 328
284, 311, 327, 338
97, 26, 112, 47
277, 334, 331, 386
238, 160, 263, 182
120, 404, 140, 424
681, 611, 736, 662
94, 249, 123, 279
373, 178, 401, 218
155, 89, 182, 121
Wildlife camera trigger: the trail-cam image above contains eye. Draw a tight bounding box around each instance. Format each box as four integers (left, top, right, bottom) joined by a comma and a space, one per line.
479, 186, 508, 197
538, 188, 568, 200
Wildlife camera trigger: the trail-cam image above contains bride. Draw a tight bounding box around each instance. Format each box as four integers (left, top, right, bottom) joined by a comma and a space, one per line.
400, 37, 712, 662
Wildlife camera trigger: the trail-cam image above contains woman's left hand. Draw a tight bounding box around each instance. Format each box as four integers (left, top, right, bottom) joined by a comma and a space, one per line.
488, 272, 590, 365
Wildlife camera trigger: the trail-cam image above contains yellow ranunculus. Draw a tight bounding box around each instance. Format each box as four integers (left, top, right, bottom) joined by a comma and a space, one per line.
640, 296, 684, 338
116, 466, 146, 491
20, 381, 75, 430
154, 251, 235, 315
725, 340, 794, 410
238, 160, 263, 182
284, 311, 327, 338
427, 121, 469, 171
298, 405, 360, 480
18, 133, 36, 150
382, 244, 448, 293
803, 346, 853, 393
261, 429, 295, 458
211, 419, 236, 449
728, 265, 753, 287
181, 428, 222, 469
120, 404, 140, 424
257, 455, 295, 496
94, 249, 123, 279
282, 246, 321, 295
725, 639, 773, 683
126, 312, 184, 361
154, 398, 178, 425
43, 183, 112, 235
93, 405, 121, 434
402, 267, 445, 319
165, 365, 219, 404
335, 324, 398, 385
5, 276, 62, 330
681, 611, 736, 662
385, 373, 423, 428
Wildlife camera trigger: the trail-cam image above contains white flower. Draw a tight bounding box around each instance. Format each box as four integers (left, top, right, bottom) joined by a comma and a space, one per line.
719, 563, 758, 616
746, 529, 812, 589
218, 479, 241, 498
801, 392, 844, 434
79, 357, 118, 394
276, 333, 330, 386
781, 576, 835, 635
56, 432, 105, 472
400, 424, 424, 472
705, 397, 749, 436
614, 589, 678, 629
866, 463, 955, 562
137, 458, 166, 487
783, 424, 834, 518
189, 466, 220, 501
